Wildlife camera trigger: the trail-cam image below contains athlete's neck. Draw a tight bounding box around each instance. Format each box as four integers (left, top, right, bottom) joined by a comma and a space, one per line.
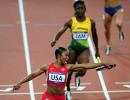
54, 61, 65, 67
76, 15, 86, 22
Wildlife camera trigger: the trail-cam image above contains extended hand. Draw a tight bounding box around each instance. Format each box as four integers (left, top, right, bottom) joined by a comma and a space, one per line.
13, 84, 21, 91
51, 41, 56, 47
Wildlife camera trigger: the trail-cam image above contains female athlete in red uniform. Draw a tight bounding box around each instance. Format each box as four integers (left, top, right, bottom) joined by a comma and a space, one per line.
51, 0, 100, 97
13, 47, 115, 100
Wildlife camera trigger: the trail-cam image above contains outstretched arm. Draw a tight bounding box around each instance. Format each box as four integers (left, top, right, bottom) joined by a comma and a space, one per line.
51, 19, 72, 47
68, 63, 116, 71
13, 65, 48, 90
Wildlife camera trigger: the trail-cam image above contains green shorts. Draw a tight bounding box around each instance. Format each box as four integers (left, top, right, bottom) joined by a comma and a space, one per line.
69, 40, 89, 56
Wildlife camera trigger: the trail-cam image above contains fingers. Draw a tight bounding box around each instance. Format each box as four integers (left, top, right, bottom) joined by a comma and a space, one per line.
51, 41, 56, 47
51, 42, 54, 47
13, 85, 21, 91
51, 42, 55, 47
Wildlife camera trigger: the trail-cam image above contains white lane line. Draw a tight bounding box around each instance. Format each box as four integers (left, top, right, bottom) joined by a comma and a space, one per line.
115, 82, 130, 89
88, 36, 110, 100
0, 83, 91, 87
72, 90, 130, 93
65, 86, 86, 91
123, 85, 130, 88
0, 88, 13, 92
115, 82, 130, 85
18, 0, 35, 100
0, 85, 13, 87
0, 90, 130, 95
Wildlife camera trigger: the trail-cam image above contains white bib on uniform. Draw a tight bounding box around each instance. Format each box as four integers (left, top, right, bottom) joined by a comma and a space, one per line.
48, 72, 65, 83
73, 32, 88, 40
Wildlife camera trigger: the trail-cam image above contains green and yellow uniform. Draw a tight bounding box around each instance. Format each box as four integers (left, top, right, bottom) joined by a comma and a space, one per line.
69, 16, 91, 55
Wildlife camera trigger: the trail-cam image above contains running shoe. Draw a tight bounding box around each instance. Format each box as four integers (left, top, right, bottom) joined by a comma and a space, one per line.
119, 31, 125, 41
105, 45, 111, 55
66, 90, 72, 100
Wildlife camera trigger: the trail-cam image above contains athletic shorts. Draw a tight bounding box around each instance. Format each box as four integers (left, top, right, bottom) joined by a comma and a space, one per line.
69, 40, 88, 56
104, 5, 123, 16
42, 92, 65, 100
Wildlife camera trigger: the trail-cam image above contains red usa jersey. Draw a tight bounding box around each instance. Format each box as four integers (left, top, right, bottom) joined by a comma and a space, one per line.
47, 63, 68, 88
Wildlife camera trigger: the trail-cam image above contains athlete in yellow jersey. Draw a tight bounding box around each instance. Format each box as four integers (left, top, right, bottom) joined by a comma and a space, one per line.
70, 16, 91, 55
51, 0, 100, 99
103, 0, 125, 55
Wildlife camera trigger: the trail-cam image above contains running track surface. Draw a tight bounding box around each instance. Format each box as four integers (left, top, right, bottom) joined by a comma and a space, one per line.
0, 0, 130, 100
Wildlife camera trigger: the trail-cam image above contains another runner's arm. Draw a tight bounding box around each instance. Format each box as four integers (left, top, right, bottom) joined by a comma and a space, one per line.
51, 19, 72, 47
91, 19, 99, 56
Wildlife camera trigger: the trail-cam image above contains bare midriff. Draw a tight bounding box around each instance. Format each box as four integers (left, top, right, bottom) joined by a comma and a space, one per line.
46, 85, 64, 95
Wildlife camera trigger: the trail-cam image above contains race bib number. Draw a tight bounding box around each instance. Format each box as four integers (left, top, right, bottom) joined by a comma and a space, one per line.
73, 32, 88, 40
49, 72, 65, 83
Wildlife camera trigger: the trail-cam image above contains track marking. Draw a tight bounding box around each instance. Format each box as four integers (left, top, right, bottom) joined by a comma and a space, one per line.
115, 82, 130, 89
0, 88, 13, 92
18, 0, 35, 100
42, 82, 91, 86
115, 82, 130, 85
0, 83, 91, 87
123, 85, 130, 89
0, 90, 130, 95
65, 86, 86, 91
0, 85, 13, 87
16, 20, 30, 25
1, 20, 130, 28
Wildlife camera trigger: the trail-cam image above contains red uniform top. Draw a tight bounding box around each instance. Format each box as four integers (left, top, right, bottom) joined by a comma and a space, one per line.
47, 63, 68, 88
